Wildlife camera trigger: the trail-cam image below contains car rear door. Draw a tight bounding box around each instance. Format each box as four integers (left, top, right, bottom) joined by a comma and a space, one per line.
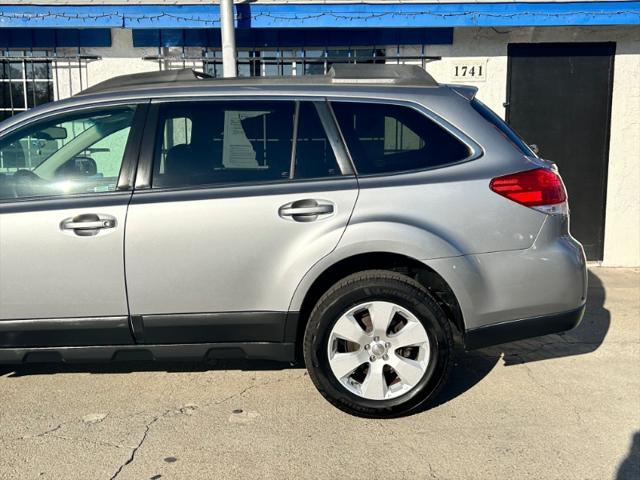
124, 98, 357, 344
0, 102, 147, 347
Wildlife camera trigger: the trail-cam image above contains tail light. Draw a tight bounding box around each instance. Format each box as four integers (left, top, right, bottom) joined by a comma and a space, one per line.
490, 168, 568, 214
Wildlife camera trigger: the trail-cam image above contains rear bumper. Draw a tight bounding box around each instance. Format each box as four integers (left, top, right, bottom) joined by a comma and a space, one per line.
464, 304, 585, 350
426, 213, 587, 334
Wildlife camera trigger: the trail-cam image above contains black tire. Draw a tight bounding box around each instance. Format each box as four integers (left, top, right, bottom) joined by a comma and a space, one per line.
303, 269, 454, 418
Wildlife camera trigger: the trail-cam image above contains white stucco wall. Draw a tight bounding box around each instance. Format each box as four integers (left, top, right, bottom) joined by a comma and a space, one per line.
409, 26, 640, 266
51, 26, 639, 266
85, 29, 159, 86
50, 29, 158, 99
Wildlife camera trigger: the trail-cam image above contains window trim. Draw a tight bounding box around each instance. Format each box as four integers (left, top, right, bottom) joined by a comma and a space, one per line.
135, 97, 353, 193
314, 100, 354, 176
327, 97, 483, 178
0, 100, 148, 205
289, 101, 300, 179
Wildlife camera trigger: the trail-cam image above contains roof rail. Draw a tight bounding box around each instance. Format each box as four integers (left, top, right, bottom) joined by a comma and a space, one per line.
328, 64, 438, 86
78, 68, 210, 96
77, 64, 439, 96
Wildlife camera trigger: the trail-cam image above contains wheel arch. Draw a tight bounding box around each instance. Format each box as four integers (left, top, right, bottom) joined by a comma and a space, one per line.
288, 251, 465, 357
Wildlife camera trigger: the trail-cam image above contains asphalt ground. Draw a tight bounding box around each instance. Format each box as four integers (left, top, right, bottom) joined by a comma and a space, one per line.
0, 267, 638, 480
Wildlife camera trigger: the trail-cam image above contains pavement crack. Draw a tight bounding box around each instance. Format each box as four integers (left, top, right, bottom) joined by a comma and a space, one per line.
427, 462, 439, 479
207, 372, 308, 408
213, 384, 257, 406
33, 424, 62, 438
108, 411, 168, 480
14, 423, 63, 441
106, 372, 308, 479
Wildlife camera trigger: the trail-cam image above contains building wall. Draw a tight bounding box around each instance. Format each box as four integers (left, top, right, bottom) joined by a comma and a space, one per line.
55, 29, 158, 92
415, 26, 640, 267
56, 26, 640, 266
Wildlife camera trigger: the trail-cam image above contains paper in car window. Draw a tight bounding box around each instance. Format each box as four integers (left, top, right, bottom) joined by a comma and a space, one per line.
222, 110, 269, 168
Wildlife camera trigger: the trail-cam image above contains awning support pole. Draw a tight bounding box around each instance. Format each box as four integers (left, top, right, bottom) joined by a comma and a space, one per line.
220, 0, 237, 78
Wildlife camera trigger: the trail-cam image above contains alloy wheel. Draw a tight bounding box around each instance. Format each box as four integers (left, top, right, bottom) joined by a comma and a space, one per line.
326, 301, 431, 400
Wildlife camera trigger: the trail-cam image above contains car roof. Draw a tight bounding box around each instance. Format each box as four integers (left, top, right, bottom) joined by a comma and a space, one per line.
0, 65, 478, 136
78, 64, 440, 97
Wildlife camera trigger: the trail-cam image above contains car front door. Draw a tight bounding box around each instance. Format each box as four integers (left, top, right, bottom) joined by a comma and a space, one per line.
124, 98, 357, 345
0, 103, 147, 347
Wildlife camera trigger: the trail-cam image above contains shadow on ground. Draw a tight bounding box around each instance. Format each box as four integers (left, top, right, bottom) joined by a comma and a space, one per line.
0, 271, 611, 411
0, 358, 300, 378
417, 268, 609, 409
616, 431, 640, 480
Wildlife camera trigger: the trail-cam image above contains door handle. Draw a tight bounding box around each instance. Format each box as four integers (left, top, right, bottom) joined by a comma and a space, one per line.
62, 220, 115, 230
279, 199, 334, 222
280, 205, 334, 216
60, 213, 116, 236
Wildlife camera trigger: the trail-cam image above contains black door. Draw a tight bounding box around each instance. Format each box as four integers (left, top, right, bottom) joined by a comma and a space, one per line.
506, 42, 615, 260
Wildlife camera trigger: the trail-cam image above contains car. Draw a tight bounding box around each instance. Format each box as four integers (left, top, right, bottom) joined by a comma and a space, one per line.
0, 64, 587, 417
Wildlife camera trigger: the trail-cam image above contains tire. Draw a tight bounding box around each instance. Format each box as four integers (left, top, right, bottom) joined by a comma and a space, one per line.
303, 269, 453, 418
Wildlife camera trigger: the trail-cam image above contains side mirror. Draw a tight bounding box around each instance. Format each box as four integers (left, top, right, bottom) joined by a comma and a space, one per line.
55, 156, 97, 178
529, 144, 540, 155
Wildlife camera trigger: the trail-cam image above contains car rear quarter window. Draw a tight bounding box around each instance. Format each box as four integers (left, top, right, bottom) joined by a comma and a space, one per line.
331, 101, 470, 175
470, 98, 535, 156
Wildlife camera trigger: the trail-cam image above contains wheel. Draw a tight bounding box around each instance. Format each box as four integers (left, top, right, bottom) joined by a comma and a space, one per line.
303, 270, 453, 418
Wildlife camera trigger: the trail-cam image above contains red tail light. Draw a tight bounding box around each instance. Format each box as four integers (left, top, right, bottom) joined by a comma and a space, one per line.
490, 168, 567, 208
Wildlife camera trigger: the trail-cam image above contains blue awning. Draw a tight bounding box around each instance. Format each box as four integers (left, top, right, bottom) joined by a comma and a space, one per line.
132, 28, 454, 48
0, 3, 638, 29
0, 28, 111, 48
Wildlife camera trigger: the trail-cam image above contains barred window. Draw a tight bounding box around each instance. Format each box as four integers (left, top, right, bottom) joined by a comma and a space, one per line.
1, 51, 54, 122
201, 47, 385, 78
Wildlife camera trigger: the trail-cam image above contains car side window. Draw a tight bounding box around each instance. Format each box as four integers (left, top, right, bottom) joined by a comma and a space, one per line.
0, 106, 137, 201
152, 101, 341, 189
331, 102, 470, 175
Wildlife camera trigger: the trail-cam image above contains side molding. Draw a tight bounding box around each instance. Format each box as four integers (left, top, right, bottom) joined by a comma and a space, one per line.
0, 342, 296, 364
139, 311, 288, 344
0, 316, 133, 348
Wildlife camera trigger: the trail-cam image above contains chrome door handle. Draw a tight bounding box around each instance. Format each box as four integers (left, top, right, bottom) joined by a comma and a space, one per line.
62, 220, 115, 230
60, 214, 116, 236
279, 199, 335, 222
280, 205, 334, 216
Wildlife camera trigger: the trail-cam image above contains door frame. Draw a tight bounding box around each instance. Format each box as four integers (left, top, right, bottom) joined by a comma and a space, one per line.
0, 100, 150, 347
125, 95, 360, 345
133, 96, 355, 191
0, 100, 150, 210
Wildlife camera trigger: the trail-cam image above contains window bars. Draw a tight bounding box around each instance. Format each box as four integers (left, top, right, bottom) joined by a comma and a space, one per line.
143, 45, 439, 77
0, 49, 100, 120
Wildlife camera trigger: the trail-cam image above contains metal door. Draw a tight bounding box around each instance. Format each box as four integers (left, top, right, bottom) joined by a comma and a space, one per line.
507, 42, 615, 260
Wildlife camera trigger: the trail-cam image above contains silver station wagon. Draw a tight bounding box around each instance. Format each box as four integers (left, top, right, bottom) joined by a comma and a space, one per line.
0, 65, 587, 417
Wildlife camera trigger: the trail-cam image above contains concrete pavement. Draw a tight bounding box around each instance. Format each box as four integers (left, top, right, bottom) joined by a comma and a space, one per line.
0, 267, 638, 479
